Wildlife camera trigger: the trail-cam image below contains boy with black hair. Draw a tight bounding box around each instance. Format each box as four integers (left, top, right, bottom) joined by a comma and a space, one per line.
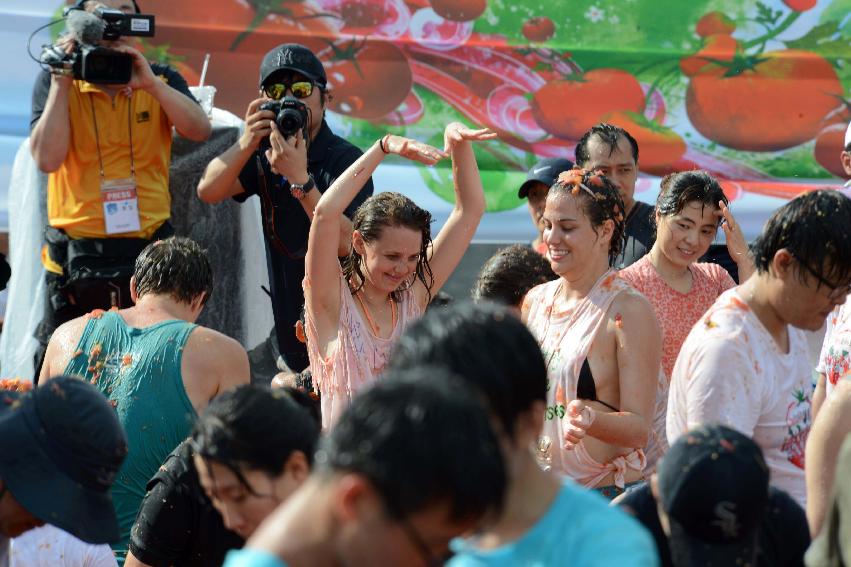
389, 302, 658, 566
668, 190, 851, 508
223, 367, 507, 567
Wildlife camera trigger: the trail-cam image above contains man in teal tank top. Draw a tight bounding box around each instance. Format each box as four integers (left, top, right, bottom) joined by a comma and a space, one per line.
39, 237, 251, 565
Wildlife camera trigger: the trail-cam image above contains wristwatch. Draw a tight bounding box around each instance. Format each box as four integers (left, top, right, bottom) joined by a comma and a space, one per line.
289, 175, 315, 200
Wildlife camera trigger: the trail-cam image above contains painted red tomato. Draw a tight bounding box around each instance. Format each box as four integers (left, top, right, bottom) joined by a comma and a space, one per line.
814, 123, 849, 178
686, 50, 843, 151
531, 69, 645, 141
695, 11, 736, 37
428, 0, 486, 22
522, 17, 555, 42
323, 40, 413, 120
603, 111, 687, 175
680, 34, 737, 77
783, 0, 817, 11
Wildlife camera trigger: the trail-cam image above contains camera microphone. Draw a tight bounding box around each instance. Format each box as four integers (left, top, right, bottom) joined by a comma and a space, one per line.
65, 9, 106, 45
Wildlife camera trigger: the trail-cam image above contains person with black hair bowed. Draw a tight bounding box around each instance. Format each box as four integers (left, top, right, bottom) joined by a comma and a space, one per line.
619, 170, 753, 472
223, 368, 508, 567
522, 167, 662, 500
125, 385, 320, 567
198, 43, 375, 377
668, 190, 851, 509
304, 122, 496, 429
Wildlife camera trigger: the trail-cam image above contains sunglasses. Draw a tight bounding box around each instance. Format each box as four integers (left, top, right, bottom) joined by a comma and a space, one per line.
264, 81, 314, 100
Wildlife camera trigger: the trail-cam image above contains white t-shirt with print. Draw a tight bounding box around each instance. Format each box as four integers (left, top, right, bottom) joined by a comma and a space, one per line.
816, 301, 851, 399
667, 289, 812, 508
10, 525, 115, 567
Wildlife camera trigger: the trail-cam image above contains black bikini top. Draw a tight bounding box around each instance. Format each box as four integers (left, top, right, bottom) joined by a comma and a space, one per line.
577, 358, 619, 412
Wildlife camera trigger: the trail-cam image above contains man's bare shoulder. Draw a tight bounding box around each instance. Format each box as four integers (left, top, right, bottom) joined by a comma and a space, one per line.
42, 314, 94, 381
184, 325, 246, 359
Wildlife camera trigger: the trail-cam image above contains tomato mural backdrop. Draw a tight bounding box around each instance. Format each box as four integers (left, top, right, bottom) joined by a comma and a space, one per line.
114, 0, 851, 211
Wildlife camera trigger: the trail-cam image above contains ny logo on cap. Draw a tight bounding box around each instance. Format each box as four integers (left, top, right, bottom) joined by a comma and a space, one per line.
711, 501, 741, 538
277, 49, 295, 67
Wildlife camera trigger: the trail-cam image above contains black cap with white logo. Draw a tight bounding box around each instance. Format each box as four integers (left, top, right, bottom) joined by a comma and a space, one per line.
518, 157, 574, 199
259, 43, 327, 89
658, 424, 770, 567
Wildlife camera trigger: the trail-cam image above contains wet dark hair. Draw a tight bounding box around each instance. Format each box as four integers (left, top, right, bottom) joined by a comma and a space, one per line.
548, 168, 627, 266
473, 244, 556, 308
575, 123, 639, 167
751, 189, 851, 287
316, 366, 506, 522
656, 170, 727, 217
389, 302, 547, 438
344, 192, 434, 302
133, 237, 213, 306
192, 385, 320, 496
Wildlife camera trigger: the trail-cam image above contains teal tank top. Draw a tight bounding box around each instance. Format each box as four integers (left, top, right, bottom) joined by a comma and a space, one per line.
64, 310, 198, 565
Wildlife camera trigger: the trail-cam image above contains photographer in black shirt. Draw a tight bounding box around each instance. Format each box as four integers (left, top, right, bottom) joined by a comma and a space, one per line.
198, 43, 373, 373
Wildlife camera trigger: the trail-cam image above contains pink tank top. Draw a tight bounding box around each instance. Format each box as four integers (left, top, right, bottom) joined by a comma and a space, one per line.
525, 271, 647, 488
305, 272, 423, 430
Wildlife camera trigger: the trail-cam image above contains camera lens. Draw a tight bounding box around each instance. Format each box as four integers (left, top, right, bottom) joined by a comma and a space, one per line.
278, 108, 305, 137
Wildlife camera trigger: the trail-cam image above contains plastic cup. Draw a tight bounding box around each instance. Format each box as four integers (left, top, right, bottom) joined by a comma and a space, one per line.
189, 85, 216, 118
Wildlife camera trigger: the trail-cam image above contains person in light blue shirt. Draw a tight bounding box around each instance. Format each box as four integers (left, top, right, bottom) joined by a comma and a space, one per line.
223, 367, 507, 567
389, 302, 659, 567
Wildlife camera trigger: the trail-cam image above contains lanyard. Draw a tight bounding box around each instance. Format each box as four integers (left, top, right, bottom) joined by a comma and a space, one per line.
89, 93, 136, 179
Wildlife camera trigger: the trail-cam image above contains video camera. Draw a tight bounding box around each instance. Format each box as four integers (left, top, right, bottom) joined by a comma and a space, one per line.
40, 6, 155, 84
260, 96, 310, 140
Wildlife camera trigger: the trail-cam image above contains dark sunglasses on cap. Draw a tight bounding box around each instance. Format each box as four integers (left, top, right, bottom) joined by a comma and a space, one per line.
264, 81, 314, 100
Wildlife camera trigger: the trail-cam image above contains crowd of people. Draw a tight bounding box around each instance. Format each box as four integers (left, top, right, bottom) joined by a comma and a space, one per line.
3, 0, 851, 565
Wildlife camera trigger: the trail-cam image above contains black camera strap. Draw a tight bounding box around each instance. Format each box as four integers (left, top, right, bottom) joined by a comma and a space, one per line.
255, 155, 306, 260
88, 93, 135, 179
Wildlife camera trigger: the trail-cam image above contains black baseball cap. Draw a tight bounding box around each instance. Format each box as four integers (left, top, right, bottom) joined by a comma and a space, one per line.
518, 157, 574, 198
259, 43, 327, 89
0, 376, 127, 544
658, 424, 769, 567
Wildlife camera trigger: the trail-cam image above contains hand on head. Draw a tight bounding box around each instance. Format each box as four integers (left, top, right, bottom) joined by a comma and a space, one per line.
716, 200, 749, 265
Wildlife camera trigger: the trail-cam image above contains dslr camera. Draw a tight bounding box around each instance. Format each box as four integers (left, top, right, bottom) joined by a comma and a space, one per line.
260, 96, 310, 140
40, 6, 155, 84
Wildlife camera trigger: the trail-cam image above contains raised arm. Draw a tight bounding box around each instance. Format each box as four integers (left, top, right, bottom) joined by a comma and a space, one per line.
197, 98, 275, 203
115, 45, 211, 142
718, 201, 755, 282
30, 70, 73, 173
306, 135, 445, 350
413, 123, 496, 308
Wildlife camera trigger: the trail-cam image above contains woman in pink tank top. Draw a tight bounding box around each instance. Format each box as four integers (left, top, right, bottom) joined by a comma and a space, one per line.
304, 123, 496, 429
522, 167, 662, 499
619, 171, 754, 471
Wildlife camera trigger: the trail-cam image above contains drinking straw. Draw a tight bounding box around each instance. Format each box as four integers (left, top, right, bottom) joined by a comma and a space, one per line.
199, 53, 211, 87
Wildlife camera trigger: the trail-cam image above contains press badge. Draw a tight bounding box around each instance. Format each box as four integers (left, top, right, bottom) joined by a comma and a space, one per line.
101, 177, 141, 235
